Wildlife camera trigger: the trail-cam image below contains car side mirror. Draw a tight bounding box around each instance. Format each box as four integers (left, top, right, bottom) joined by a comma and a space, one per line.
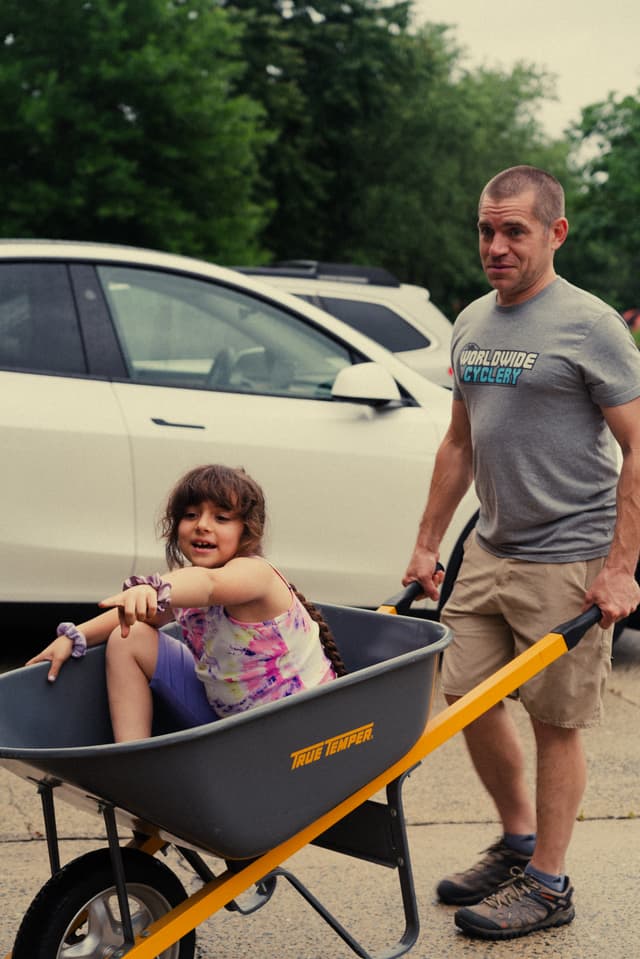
331, 362, 401, 406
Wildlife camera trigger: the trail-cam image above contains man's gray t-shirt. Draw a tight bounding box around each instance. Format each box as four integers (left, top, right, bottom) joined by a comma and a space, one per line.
451, 277, 640, 562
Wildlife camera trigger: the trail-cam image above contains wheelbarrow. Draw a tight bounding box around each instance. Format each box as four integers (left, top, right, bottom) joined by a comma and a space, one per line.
0, 586, 600, 958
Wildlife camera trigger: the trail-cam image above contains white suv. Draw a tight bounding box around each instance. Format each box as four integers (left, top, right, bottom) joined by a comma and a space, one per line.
235, 261, 454, 388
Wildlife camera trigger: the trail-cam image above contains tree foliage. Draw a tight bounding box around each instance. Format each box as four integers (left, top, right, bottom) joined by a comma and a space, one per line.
0, 0, 602, 315
224, 4, 566, 314
225, 0, 416, 259
559, 92, 640, 313
0, 0, 270, 261
344, 32, 569, 313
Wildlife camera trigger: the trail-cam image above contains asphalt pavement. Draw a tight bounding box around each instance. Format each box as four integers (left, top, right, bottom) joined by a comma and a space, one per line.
1, 629, 639, 959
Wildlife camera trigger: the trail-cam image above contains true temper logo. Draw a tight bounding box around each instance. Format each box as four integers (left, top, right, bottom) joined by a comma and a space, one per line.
290, 722, 374, 770
459, 343, 539, 386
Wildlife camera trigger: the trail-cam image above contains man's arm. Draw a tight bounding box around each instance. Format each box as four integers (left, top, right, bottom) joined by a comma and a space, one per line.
584, 396, 640, 628
403, 398, 474, 600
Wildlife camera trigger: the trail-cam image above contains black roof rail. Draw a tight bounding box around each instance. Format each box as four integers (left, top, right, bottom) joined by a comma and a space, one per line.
234, 260, 401, 287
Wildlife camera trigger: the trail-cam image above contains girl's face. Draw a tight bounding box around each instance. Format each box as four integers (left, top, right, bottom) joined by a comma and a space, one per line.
177, 500, 245, 568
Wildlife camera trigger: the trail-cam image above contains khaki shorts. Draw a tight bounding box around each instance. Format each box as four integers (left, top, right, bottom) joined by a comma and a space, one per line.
440, 533, 613, 728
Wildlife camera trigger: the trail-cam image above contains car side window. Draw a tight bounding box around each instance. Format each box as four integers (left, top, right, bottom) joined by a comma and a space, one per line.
0, 263, 87, 374
319, 297, 431, 351
97, 266, 353, 398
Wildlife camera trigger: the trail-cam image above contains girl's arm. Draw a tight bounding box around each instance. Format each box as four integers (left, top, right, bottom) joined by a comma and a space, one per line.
26, 608, 122, 681
99, 558, 282, 636
26, 602, 176, 681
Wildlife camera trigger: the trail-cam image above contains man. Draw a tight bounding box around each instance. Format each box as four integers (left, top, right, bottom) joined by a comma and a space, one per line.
404, 165, 640, 941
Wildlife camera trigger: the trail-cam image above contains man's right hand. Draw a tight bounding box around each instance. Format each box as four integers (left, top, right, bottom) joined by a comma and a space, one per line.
403, 547, 445, 602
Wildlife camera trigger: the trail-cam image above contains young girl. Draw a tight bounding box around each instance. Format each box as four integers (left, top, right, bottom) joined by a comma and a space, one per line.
28, 464, 345, 741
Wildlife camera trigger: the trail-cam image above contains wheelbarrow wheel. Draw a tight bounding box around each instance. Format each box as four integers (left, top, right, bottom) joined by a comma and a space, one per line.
12, 847, 195, 959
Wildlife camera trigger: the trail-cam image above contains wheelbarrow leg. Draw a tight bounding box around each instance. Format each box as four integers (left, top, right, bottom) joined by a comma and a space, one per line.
100, 801, 136, 952
276, 770, 420, 959
273, 867, 373, 958
386, 776, 420, 956
37, 781, 61, 876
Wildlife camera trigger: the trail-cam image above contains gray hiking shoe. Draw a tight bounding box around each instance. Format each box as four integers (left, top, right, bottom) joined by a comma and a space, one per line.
454, 869, 575, 940
436, 838, 531, 906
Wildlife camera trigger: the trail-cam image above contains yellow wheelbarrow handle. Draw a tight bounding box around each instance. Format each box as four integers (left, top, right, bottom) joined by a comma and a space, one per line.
378, 570, 444, 615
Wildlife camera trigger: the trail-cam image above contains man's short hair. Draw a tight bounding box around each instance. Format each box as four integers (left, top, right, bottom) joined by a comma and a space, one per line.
479, 165, 565, 228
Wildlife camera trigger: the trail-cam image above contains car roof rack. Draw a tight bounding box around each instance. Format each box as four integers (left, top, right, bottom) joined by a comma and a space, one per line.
234, 260, 401, 288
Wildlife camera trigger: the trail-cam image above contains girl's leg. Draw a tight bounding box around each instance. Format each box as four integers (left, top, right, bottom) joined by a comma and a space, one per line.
105, 622, 159, 742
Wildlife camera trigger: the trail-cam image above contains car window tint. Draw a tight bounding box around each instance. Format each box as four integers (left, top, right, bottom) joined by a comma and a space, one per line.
0, 263, 86, 373
97, 266, 353, 398
319, 297, 431, 351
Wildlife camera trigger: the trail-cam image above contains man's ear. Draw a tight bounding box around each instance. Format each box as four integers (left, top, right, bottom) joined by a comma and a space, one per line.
551, 216, 569, 250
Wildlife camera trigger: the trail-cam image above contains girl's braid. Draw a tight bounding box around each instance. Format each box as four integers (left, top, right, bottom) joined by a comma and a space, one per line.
290, 585, 347, 677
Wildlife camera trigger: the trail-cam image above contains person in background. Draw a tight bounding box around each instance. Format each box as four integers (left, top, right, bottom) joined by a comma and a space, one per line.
29, 464, 345, 741
404, 165, 640, 941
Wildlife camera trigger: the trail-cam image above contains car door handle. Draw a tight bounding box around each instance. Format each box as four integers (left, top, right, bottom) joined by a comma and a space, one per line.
151, 417, 205, 430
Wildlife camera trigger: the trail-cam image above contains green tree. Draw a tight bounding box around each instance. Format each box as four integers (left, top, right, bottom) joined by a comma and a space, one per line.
226, 0, 414, 260
0, 0, 271, 261
228, 5, 569, 316
560, 91, 640, 312
319, 20, 569, 315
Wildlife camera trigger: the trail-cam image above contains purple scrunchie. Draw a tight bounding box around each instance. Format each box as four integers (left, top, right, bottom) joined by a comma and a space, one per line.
122, 573, 172, 612
56, 622, 87, 658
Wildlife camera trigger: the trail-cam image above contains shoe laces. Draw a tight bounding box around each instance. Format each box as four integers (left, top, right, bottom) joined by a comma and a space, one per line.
483, 868, 535, 906
468, 839, 511, 875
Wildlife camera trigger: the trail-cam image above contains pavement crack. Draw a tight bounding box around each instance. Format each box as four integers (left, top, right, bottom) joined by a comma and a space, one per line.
410, 814, 640, 826
607, 685, 640, 708
0, 833, 106, 843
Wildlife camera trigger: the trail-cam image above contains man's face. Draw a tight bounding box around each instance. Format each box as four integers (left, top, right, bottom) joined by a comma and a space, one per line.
477, 189, 568, 306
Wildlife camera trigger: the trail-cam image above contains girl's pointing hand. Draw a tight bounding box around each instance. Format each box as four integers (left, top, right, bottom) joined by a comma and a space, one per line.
99, 585, 159, 637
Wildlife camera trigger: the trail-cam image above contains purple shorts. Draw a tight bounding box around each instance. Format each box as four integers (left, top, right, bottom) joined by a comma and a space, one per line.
149, 630, 219, 729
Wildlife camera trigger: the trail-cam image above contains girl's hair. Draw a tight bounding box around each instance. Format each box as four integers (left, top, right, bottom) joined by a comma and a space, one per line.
160, 464, 266, 568
160, 464, 347, 676
290, 585, 347, 677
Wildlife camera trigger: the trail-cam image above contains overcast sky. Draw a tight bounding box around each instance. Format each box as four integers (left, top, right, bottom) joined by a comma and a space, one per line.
411, 0, 640, 138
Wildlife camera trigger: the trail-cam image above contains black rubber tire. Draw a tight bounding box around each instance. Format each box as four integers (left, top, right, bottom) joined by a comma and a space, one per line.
12, 847, 196, 959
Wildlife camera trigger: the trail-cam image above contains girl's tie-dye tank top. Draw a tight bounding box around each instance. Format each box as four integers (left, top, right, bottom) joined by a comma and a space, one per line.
173, 567, 335, 718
